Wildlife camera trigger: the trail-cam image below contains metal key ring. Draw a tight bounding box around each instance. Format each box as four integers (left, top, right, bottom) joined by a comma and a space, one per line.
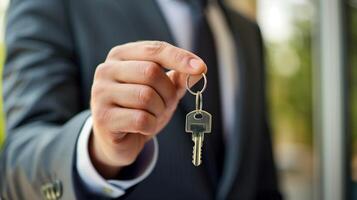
186, 73, 207, 95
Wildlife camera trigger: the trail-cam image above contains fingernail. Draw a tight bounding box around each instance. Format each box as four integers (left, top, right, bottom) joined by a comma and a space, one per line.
189, 58, 202, 71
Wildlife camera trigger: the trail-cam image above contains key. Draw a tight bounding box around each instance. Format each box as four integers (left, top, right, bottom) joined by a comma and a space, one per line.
185, 73, 212, 166
185, 109, 212, 166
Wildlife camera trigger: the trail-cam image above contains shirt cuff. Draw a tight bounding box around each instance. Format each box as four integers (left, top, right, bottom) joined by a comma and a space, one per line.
76, 116, 158, 198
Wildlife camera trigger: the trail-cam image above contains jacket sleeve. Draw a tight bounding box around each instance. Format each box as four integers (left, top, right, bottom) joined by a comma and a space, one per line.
0, 0, 89, 199
255, 25, 283, 200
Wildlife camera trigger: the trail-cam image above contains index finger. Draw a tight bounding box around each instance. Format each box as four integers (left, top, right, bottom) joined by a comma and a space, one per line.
106, 41, 207, 75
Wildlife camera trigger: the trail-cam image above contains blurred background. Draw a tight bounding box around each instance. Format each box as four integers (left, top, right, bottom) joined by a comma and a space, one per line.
0, 0, 355, 199
0, 0, 6, 147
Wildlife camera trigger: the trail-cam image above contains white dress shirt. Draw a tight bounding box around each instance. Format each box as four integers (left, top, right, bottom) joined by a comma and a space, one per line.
76, 0, 238, 198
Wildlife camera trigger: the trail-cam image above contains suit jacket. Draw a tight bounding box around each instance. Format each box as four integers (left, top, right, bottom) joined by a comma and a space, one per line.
0, 0, 282, 199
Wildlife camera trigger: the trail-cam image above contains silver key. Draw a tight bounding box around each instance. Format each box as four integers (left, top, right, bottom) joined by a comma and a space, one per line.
185, 73, 212, 166
185, 109, 212, 166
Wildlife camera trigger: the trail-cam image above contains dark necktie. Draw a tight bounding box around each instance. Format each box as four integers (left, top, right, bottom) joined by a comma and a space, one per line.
184, 0, 225, 187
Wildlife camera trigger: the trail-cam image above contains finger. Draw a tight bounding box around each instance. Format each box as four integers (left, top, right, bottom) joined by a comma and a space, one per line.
106, 41, 207, 75
97, 107, 157, 136
167, 70, 207, 99
104, 83, 166, 117
96, 61, 178, 106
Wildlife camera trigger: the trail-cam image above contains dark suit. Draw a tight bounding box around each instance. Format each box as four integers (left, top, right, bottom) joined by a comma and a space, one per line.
0, 0, 282, 199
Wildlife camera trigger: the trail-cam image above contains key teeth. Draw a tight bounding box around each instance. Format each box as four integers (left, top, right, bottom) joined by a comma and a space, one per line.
192, 145, 202, 166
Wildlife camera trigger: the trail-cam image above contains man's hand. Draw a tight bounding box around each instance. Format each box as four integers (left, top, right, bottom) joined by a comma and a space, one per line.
90, 41, 207, 178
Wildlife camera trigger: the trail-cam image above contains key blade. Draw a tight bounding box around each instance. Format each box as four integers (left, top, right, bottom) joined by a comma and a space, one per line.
192, 132, 204, 166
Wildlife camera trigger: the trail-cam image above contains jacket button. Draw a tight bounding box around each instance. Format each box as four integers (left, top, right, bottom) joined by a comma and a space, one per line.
52, 180, 62, 199
41, 180, 62, 200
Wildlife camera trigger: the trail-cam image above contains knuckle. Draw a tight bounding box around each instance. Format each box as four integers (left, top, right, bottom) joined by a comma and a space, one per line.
144, 41, 168, 56
94, 107, 112, 125
94, 63, 111, 79
143, 63, 161, 80
173, 50, 188, 63
138, 87, 155, 106
91, 81, 106, 99
108, 46, 123, 59
135, 111, 150, 132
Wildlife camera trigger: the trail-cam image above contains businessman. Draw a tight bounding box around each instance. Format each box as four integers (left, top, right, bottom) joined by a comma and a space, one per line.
0, 0, 282, 199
